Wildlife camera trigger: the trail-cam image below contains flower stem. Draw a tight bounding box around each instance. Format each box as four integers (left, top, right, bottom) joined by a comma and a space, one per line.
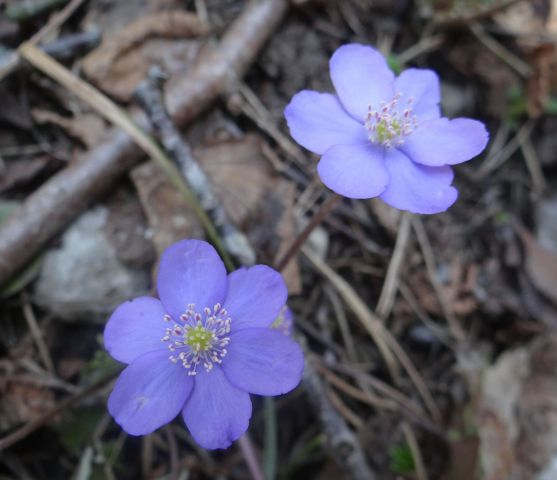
263, 397, 277, 480
238, 433, 266, 480
275, 193, 341, 272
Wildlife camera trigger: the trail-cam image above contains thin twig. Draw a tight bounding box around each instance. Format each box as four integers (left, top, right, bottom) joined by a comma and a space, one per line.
411, 217, 466, 345
470, 23, 531, 78
434, 0, 523, 28
519, 131, 546, 195
21, 294, 55, 375
375, 212, 411, 320
303, 360, 376, 480
275, 194, 341, 272
402, 422, 428, 480
238, 434, 266, 480
134, 70, 255, 268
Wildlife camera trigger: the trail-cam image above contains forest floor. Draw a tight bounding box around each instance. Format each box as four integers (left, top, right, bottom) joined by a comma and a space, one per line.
1, 0, 557, 479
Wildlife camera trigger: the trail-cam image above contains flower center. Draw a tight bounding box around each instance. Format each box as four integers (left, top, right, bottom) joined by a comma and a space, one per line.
161, 303, 231, 376
364, 93, 417, 148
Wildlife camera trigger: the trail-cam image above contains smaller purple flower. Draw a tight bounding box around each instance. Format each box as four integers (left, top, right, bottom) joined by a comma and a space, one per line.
104, 240, 304, 449
284, 43, 489, 214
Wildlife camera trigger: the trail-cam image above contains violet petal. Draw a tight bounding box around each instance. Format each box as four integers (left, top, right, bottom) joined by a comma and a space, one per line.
182, 367, 252, 449
284, 90, 368, 155
380, 149, 457, 214
317, 143, 389, 199
108, 350, 193, 435
104, 297, 167, 364
157, 240, 227, 322
394, 68, 441, 121
224, 265, 287, 331
402, 117, 489, 167
329, 43, 394, 121
223, 328, 304, 396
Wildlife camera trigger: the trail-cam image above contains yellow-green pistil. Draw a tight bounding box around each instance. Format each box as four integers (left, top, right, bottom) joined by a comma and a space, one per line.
161, 303, 231, 376
185, 325, 215, 352
365, 93, 417, 148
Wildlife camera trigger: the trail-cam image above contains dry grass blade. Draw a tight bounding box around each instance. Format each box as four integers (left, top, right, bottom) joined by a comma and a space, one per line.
402, 421, 428, 480
412, 216, 466, 344
301, 245, 399, 378
376, 212, 411, 320
302, 245, 440, 421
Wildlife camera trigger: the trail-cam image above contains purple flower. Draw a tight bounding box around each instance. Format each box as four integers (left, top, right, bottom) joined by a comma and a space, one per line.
284, 43, 489, 214
104, 240, 304, 449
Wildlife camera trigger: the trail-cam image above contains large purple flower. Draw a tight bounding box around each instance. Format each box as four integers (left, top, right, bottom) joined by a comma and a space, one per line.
284, 43, 489, 214
104, 239, 304, 449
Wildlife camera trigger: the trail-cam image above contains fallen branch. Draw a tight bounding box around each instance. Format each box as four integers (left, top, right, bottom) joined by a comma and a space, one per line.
0, 0, 289, 287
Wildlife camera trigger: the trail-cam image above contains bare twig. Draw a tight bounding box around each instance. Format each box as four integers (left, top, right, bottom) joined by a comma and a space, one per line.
275, 194, 341, 272
0, 0, 289, 287
434, 0, 523, 28
134, 70, 255, 267
470, 23, 531, 78
402, 422, 427, 480
303, 360, 376, 480
411, 217, 466, 345
21, 294, 55, 375
375, 212, 411, 320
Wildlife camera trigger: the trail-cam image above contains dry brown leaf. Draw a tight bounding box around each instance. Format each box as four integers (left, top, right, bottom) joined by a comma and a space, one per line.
131, 161, 205, 257
31, 108, 105, 149
460, 334, 557, 480
526, 44, 556, 117
131, 133, 301, 292
0, 379, 56, 431
0, 156, 52, 193
516, 222, 557, 305
82, 11, 209, 101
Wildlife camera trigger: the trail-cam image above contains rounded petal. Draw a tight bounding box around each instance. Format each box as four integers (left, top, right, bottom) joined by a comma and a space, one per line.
330, 43, 394, 121
222, 328, 304, 396
401, 118, 489, 167
317, 143, 389, 199
284, 91, 368, 155
394, 68, 441, 121
104, 297, 168, 364
182, 367, 252, 450
224, 265, 287, 331
108, 350, 193, 436
157, 240, 227, 321
380, 149, 457, 214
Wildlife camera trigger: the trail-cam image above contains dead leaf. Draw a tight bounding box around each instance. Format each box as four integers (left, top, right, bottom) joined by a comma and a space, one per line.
516, 222, 557, 305
461, 334, 557, 480
31, 108, 105, 149
0, 156, 52, 193
131, 133, 301, 292
131, 161, 205, 257
0, 370, 56, 431
526, 44, 556, 118
82, 11, 209, 101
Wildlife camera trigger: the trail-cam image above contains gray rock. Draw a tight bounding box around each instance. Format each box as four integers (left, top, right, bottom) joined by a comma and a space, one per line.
35, 206, 149, 322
